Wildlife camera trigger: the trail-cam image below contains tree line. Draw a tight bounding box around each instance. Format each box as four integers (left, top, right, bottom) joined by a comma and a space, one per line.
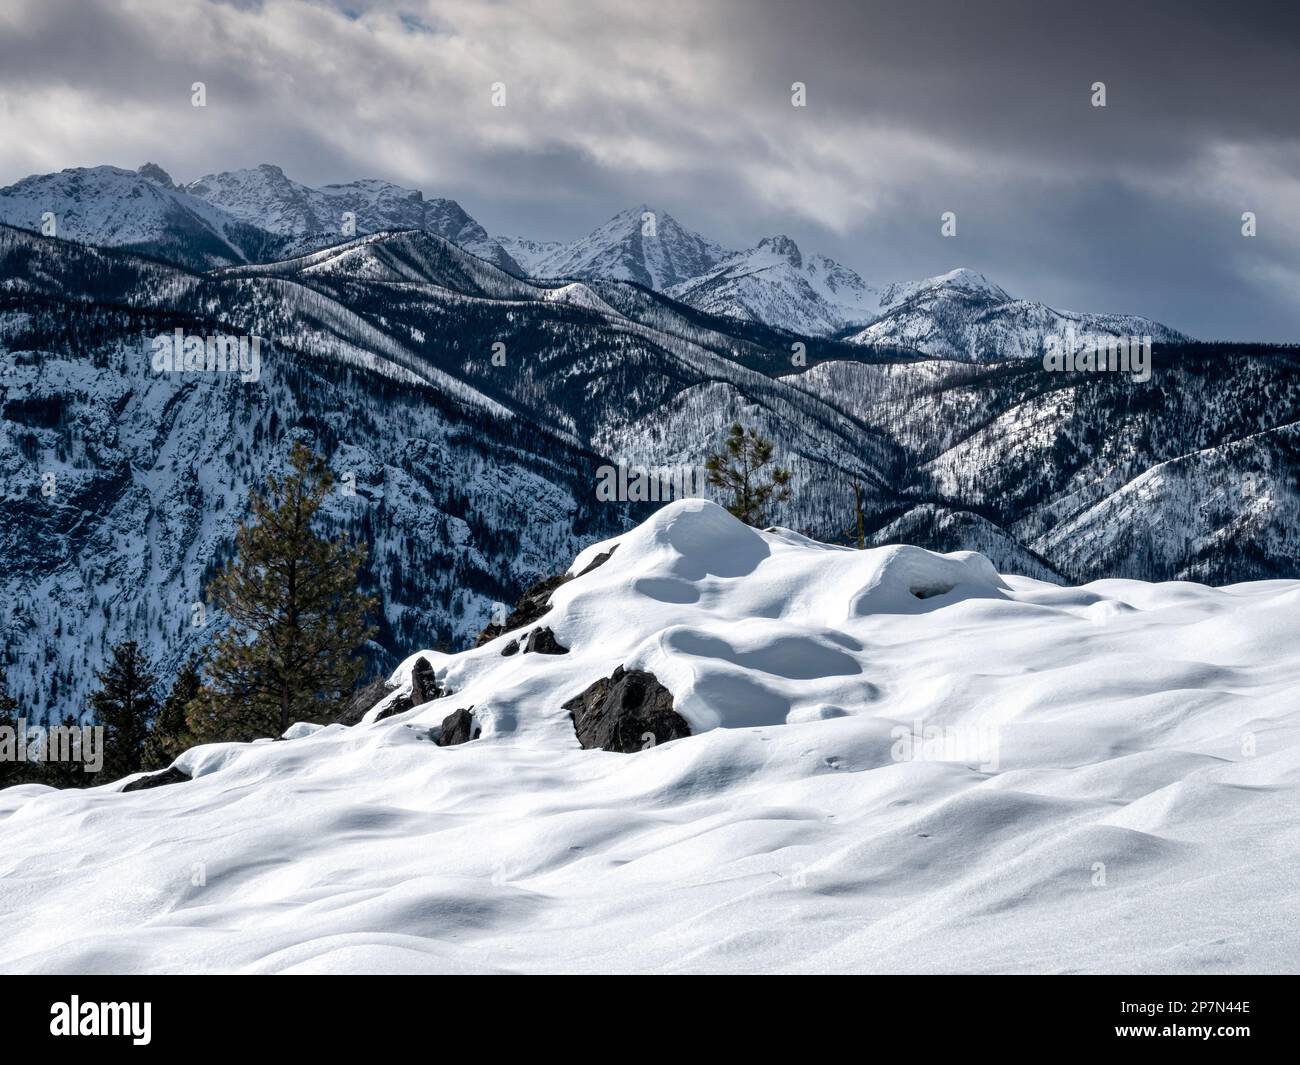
1, 441, 376, 788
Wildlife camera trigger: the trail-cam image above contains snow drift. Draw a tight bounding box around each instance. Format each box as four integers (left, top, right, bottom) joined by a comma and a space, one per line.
1, 499, 1298, 974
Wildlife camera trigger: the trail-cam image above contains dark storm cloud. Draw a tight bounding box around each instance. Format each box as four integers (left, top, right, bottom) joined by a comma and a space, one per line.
0, 0, 1295, 338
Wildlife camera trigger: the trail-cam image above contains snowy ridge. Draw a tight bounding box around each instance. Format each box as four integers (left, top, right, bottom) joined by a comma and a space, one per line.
184, 164, 523, 274
2, 499, 1298, 973
846, 267, 1187, 360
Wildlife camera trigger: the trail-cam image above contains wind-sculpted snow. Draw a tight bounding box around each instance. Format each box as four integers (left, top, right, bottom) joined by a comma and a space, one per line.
2, 500, 1298, 974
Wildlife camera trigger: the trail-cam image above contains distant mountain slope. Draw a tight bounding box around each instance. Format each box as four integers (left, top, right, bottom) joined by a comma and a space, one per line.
844, 267, 1187, 360
493, 234, 564, 275
184, 163, 523, 274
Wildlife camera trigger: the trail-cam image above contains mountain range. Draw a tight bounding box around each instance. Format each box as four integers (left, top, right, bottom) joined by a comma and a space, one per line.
0, 163, 1185, 356
0, 162, 1296, 726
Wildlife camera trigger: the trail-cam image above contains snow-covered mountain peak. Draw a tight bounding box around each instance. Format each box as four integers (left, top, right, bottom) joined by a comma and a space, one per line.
875, 267, 1011, 313
518, 204, 729, 289
754, 234, 803, 267
136, 162, 175, 189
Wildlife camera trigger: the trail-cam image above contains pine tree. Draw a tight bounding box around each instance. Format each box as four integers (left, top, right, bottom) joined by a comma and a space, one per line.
0, 675, 25, 789
142, 656, 201, 770
194, 442, 377, 741
89, 641, 158, 781
705, 423, 792, 527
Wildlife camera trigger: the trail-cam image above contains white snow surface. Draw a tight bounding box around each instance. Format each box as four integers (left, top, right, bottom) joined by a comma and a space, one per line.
2, 499, 1298, 974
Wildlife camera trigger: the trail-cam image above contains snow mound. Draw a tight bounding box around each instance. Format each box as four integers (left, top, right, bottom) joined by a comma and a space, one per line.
2, 499, 1299, 974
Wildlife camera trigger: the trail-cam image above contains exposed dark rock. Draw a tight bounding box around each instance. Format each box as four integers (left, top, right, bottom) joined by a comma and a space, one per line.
374, 698, 410, 722
335, 676, 395, 726
564, 666, 691, 753
372, 656, 447, 721
410, 656, 439, 705
437, 707, 481, 747
475, 572, 571, 647
506, 573, 569, 628
501, 638, 519, 657
122, 766, 191, 792
472, 546, 621, 649
575, 543, 618, 578
523, 627, 568, 655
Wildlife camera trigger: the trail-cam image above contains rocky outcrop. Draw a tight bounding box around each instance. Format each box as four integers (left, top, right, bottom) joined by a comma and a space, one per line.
475, 573, 567, 647
121, 766, 191, 792
574, 544, 618, 578
335, 677, 395, 726
564, 666, 690, 753
524, 627, 567, 655
474, 544, 619, 647
436, 707, 480, 747
369, 657, 447, 722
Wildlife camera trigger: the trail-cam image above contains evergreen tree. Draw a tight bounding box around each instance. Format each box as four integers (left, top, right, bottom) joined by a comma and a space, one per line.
0, 675, 25, 789
89, 641, 158, 780
705, 423, 792, 527
142, 656, 201, 770
194, 442, 377, 741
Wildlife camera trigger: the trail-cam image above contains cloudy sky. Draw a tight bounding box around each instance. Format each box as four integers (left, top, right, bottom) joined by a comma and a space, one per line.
1, 0, 1297, 339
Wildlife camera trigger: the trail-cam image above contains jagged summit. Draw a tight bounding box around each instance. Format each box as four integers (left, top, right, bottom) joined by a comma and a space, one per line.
755, 234, 803, 267
136, 162, 175, 188
512, 204, 729, 289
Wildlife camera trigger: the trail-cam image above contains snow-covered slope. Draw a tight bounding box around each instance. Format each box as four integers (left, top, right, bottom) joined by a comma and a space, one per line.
493, 234, 564, 275
845, 268, 1188, 360
2, 499, 1298, 974
184, 164, 523, 274
667, 236, 883, 335
517, 205, 729, 289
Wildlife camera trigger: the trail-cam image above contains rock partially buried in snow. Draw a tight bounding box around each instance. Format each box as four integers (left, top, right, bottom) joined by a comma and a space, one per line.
410, 657, 440, 704
473, 545, 619, 648
523, 627, 567, 655
475, 574, 568, 647
436, 707, 480, 747
372, 655, 446, 721
564, 666, 691, 753
120, 766, 191, 792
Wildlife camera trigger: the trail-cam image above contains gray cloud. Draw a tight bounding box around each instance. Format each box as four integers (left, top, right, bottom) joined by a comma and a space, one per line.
0, 0, 1296, 339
